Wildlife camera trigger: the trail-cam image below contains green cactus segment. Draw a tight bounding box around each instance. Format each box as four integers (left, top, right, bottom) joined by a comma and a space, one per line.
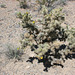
41, 5, 48, 15
18, 12, 39, 34
17, 12, 23, 19
34, 43, 50, 56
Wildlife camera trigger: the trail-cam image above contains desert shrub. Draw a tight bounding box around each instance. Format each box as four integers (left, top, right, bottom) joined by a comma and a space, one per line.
6, 45, 23, 60
18, 8, 74, 71
17, 0, 27, 9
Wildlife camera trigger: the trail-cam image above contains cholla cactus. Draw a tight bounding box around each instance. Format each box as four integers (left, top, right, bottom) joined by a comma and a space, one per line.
20, 12, 32, 28
41, 5, 48, 15
18, 8, 74, 70
18, 12, 39, 34
37, 8, 66, 43
20, 33, 35, 49
37, 0, 46, 5
66, 28, 75, 52
16, 12, 23, 19
37, 0, 56, 12
6, 45, 23, 60
33, 43, 50, 59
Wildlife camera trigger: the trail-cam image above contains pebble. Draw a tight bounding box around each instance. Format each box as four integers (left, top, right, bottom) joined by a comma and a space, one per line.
26, 66, 30, 69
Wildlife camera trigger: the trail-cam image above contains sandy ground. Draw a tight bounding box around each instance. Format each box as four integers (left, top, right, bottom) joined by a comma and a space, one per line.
0, 0, 75, 75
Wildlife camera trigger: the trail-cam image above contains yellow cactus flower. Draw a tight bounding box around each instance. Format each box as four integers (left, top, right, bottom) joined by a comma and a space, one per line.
17, 47, 20, 50
32, 21, 35, 24
49, 14, 51, 16
26, 12, 28, 14
40, 56, 43, 59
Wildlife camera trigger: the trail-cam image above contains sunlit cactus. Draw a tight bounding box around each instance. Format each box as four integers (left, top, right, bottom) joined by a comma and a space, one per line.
18, 8, 75, 69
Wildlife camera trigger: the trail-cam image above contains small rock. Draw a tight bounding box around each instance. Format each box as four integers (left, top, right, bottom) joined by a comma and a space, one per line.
26, 66, 30, 69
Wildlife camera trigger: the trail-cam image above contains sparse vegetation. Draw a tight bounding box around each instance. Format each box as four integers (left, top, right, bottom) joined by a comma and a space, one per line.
6, 45, 24, 60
